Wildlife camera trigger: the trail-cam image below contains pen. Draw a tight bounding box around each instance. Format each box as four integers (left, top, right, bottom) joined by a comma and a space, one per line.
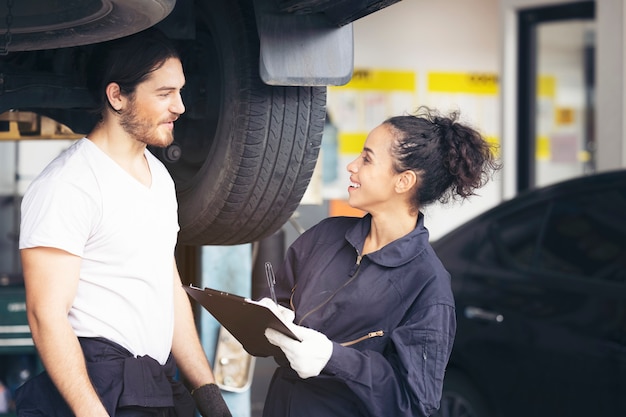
264, 261, 278, 304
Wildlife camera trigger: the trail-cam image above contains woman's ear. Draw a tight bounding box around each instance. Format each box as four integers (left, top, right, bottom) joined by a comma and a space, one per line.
105, 82, 124, 112
395, 170, 418, 194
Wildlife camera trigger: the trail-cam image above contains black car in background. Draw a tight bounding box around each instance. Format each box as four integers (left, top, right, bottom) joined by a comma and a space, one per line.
432, 170, 626, 417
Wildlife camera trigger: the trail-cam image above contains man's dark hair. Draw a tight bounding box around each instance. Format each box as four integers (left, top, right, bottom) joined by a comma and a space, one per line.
86, 27, 180, 116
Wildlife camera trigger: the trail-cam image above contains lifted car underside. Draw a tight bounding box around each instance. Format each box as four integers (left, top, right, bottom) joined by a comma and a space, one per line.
0, 0, 401, 245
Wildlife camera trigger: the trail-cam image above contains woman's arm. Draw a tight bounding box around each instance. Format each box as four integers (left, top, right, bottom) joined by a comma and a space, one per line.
324, 303, 456, 417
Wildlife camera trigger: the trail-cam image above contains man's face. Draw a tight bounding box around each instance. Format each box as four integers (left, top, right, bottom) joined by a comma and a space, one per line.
119, 57, 186, 148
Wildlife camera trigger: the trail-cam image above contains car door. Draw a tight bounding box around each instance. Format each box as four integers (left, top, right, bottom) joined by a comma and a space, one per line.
440, 197, 554, 417
514, 186, 626, 417
437, 174, 626, 417
465, 201, 553, 417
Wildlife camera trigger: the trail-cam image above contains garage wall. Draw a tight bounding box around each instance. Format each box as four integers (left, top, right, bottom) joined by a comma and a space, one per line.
324, 0, 502, 240
316, 0, 626, 240
353, 0, 500, 71
584, 0, 625, 170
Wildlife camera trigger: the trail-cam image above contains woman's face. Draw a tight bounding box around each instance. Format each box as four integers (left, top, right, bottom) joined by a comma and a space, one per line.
346, 123, 402, 213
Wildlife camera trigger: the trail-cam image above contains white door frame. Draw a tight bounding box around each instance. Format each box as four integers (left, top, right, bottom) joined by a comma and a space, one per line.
499, 0, 626, 199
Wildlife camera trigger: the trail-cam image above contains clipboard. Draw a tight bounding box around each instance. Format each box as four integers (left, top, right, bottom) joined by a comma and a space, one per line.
184, 285, 301, 358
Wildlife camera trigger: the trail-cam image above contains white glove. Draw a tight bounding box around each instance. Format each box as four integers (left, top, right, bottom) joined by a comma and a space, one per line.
256, 297, 295, 324
265, 324, 333, 379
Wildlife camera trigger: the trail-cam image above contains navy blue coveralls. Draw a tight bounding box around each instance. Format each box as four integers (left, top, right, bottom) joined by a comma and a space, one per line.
262, 214, 456, 417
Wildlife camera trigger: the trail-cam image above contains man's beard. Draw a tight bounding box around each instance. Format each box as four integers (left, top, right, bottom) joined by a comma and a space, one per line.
119, 106, 174, 148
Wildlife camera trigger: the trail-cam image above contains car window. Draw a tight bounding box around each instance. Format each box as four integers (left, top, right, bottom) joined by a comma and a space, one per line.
538, 189, 626, 282
484, 204, 548, 270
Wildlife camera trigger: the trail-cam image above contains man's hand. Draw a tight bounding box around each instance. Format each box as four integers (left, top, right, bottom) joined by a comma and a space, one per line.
265, 324, 333, 379
192, 383, 232, 417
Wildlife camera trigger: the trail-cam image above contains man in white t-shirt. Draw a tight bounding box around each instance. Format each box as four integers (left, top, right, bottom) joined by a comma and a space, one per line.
16, 28, 231, 417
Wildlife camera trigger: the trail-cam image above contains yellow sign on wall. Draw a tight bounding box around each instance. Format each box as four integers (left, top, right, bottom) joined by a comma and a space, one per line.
537, 75, 556, 98
555, 107, 574, 125
339, 132, 368, 154
332, 69, 416, 92
428, 72, 499, 95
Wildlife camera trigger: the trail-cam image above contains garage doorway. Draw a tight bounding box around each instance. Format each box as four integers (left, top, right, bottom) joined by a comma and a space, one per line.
517, 1, 595, 191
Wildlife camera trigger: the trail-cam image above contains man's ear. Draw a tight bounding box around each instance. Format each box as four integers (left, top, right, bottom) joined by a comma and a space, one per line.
105, 82, 124, 112
395, 170, 418, 194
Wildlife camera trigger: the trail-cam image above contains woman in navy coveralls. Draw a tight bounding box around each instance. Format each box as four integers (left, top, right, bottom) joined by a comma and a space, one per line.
262, 107, 501, 417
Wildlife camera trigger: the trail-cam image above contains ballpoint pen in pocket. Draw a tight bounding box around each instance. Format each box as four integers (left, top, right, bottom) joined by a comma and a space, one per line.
264, 261, 278, 304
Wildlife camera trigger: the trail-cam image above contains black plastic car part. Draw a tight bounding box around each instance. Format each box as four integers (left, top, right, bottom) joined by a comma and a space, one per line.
0, 0, 176, 53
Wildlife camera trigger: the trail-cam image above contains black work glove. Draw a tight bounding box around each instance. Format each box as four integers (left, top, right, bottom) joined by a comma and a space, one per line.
192, 383, 232, 417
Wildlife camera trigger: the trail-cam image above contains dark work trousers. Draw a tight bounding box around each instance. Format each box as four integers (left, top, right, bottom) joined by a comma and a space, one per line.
14, 337, 195, 417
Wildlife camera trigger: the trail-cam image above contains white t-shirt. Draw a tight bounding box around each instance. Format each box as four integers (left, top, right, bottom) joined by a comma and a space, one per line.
19, 138, 179, 365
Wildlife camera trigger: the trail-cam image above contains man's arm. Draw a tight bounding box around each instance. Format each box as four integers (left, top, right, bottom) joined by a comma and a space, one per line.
170, 260, 216, 388
21, 247, 108, 417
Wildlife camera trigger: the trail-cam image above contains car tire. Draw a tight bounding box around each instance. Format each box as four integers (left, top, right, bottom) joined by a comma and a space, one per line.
434, 370, 492, 417
155, 0, 326, 246
5, 0, 176, 52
